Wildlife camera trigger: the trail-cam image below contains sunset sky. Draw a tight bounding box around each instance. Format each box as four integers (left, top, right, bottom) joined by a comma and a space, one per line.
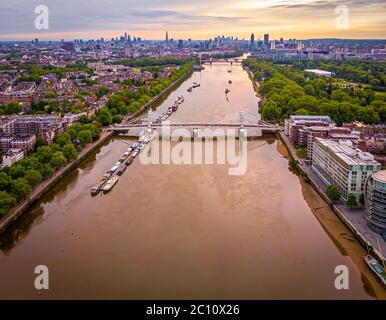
0, 0, 385, 40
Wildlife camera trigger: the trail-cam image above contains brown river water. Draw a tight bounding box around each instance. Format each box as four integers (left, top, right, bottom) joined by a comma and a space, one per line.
0, 62, 378, 299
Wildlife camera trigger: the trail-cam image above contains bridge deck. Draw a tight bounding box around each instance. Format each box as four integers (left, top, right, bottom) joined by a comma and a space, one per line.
110, 123, 279, 131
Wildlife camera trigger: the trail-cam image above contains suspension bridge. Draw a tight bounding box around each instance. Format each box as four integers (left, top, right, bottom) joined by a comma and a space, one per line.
108, 109, 279, 138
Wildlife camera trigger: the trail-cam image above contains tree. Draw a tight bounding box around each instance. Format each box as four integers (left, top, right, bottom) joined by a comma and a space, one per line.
96, 108, 112, 126
0, 172, 12, 192
96, 86, 109, 99
78, 130, 93, 145
34, 139, 47, 150
55, 132, 71, 147
112, 115, 122, 124
10, 178, 32, 201
50, 143, 62, 153
128, 101, 141, 113
0, 101, 23, 115
50, 151, 67, 169
326, 185, 340, 202
262, 101, 281, 121
79, 114, 90, 124
359, 193, 365, 207
24, 169, 42, 187
304, 84, 316, 96
62, 143, 78, 161
296, 147, 307, 158
295, 108, 309, 116
0, 191, 16, 217
346, 193, 357, 209
36, 146, 53, 163
38, 163, 54, 179
9, 164, 25, 179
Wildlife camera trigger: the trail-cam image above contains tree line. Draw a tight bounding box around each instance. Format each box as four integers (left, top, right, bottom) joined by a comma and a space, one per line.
0, 123, 101, 217
95, 61, 193, 126
243, 58, 386, 125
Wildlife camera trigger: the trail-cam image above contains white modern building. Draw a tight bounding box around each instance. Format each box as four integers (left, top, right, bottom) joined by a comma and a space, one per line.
304, 69, 335, 77
365, 170, 386, 239
312, 138, 381, 201
2, 149, 24, 167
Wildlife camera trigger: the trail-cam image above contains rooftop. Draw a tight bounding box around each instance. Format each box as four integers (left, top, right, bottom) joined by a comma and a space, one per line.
289, 115, 332, 122
329, 133, 359, 139
373, 170, 386, 183
315, 138, 381, 166
305, 126, 331, 131
304, 69, 333, 76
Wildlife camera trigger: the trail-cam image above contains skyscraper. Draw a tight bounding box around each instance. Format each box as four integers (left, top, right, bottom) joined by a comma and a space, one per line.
264, 34, 269, 47
166, 31, 169, 44
250, 33, 255, 50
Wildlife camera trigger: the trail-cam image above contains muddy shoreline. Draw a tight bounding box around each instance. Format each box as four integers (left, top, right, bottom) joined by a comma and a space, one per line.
277, 140, 386, 299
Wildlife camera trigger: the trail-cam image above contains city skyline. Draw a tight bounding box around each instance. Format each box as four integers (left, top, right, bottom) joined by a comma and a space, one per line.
0, 0, 385, 41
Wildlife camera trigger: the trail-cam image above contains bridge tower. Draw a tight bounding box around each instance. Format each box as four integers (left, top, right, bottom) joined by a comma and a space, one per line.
239, 109, 245, 128
193, 128, 199, 139
239, 108, 246, 139
147, 109, 153, 134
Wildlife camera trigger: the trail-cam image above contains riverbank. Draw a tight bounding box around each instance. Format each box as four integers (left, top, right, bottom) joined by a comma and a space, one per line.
277, 131, 386, 297
244, 66, 265, 104
0, 131, 113, 235
128, 67, 193, 121
0, 68, 194, 236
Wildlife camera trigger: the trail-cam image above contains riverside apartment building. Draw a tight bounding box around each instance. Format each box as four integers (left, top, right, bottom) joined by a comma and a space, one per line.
312, 138, 381, 201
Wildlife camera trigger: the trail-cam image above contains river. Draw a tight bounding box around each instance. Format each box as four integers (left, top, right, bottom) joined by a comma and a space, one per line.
0, 62, 377, 299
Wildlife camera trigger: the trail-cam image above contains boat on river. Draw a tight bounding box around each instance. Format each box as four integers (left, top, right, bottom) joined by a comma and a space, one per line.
103, 176, 119, 192
364, 238, 386, 287
131, 149, 139, 158
176, 95, 184, 104
91, 186, 100, 196
187, 87, 193, 92
364, 255, 386, 287
125, 157, 134, 166
117, 165, 126, 176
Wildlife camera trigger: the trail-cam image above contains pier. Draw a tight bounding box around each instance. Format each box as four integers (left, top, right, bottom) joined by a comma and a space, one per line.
91, 95, 187, 196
